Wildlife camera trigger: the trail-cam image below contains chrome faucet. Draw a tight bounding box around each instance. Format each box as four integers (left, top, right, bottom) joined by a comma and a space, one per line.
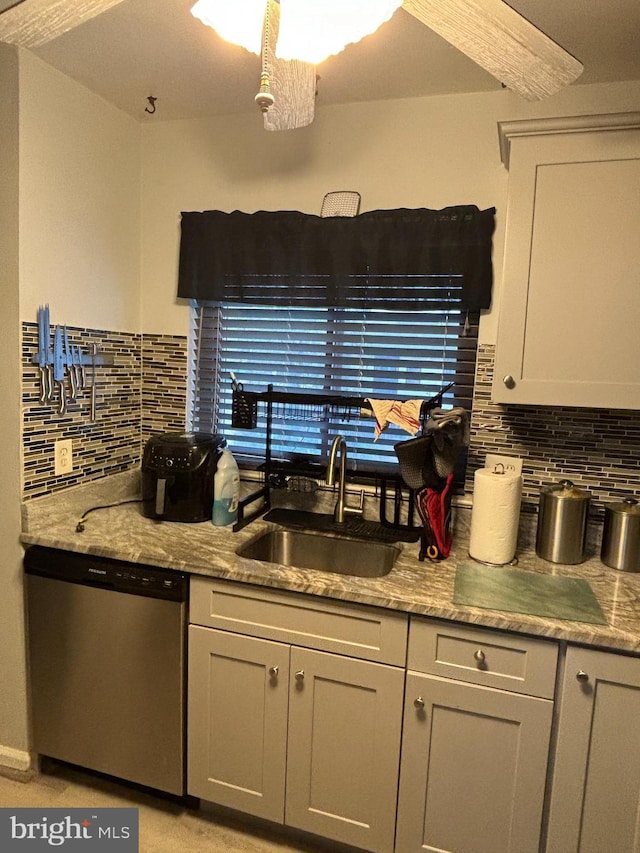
326, 435, 364, 524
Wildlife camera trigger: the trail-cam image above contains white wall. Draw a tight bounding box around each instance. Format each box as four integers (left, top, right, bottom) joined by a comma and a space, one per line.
0, 45, 30, 769
19, 50, 141, 333
140, 79, 640, 341
0, 47, 142, 769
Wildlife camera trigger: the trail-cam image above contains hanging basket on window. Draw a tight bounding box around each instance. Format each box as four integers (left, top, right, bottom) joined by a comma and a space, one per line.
231, 389, 259, 429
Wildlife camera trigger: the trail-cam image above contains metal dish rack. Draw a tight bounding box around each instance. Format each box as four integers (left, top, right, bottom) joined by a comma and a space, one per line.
231, 383, 452, 544
231, 385, 370, 531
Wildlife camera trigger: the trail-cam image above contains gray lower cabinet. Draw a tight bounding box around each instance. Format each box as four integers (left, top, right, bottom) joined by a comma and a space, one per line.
285, 646, 404, 852
187, 580, 570, 853
187, 577, 407, 853
395, 618, 557, 853
188, 626, 289, 823
546, 646, 640, 853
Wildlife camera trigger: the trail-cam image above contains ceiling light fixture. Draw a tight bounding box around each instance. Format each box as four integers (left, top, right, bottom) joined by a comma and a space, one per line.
188, 0, 584, 132
190, 0, 402, 65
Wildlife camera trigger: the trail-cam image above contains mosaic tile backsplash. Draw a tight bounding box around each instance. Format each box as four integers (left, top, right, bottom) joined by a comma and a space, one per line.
141, 333, 189, 445
465, 344, 640, 513
22, 323, 187, 499
22, 329, 639, 511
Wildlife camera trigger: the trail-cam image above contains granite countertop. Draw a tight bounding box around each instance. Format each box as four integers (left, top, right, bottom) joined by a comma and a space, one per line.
20, 471, 640, 655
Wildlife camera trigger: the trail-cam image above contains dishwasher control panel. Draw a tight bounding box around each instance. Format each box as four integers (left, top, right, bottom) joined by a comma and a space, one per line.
24, 545, 188, 602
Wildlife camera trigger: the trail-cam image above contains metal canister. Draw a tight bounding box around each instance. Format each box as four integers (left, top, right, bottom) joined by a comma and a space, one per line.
601, 498, 640, 572
535, 480, 591, 564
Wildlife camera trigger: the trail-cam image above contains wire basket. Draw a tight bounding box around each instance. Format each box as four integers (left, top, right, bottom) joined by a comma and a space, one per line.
320, 191, 361, 217
231, 390, 259, 429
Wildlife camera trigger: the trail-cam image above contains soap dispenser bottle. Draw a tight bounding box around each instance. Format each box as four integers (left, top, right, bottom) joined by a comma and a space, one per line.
212, 448, 240, 527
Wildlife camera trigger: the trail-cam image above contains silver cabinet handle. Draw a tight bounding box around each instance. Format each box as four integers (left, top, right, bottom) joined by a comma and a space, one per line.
474, 649, 486, 665
414, 697, 425, 709
503, 375, 516, 389
295, 670, 305, 682
268, 666, 279, 678
576, 670, 589, 682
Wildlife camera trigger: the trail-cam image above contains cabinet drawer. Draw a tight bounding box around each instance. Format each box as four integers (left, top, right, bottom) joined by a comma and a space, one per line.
190, 577, 408, 666
407, 617, 558, 698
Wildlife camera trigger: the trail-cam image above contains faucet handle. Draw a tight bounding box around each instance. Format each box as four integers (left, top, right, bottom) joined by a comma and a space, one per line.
344, 488, 365, 517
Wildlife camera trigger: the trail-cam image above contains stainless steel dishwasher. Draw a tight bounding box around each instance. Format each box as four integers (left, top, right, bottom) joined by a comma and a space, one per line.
24, 545, 188, 796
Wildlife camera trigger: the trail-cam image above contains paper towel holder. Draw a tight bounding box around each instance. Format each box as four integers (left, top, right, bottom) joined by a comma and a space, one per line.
468, 466, 523, 566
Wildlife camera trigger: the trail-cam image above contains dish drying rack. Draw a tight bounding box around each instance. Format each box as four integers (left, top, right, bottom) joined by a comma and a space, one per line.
231, 383, 453, 544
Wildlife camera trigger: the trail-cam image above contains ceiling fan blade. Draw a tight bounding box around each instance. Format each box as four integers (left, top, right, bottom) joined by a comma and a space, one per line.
402, 0, 583, 100
0, 0, 128, 47
263, 56, 316, 131
261, 0, 315, 131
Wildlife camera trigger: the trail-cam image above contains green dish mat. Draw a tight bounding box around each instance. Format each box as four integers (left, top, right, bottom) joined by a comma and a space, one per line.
453, 563, 607, 625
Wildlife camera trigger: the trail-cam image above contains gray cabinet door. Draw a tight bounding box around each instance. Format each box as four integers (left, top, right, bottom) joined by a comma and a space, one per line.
396, 672, 553, 853
493, 118, 640, 409
187, 626, 290, 822
285, 647, 404, 853
546, 647, 640, 853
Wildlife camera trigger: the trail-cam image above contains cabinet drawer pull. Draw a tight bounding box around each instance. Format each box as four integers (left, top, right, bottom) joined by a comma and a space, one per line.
474, 649, 486, 666
503, 375, 516, 389
295, 670, 305, 682
268, 666, 279, 678
414, 696, 425, 709
576, 670, 589, 682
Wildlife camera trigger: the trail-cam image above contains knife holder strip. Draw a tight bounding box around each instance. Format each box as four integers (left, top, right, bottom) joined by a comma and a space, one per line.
31, 353, 115, 367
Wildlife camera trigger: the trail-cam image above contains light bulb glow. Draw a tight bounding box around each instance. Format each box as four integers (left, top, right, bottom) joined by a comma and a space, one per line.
190, 0, 265, 55
190, 0, 403, 64
276, 0, 403, 64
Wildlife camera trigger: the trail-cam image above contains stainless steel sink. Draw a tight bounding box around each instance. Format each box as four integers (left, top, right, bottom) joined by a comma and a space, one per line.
236, 528, 400, 578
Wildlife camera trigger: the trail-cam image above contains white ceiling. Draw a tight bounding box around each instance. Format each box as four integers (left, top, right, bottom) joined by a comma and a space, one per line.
8, 0, 640, 121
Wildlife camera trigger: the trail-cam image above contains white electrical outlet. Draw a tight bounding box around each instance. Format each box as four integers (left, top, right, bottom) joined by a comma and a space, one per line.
485, 453, 522, 477
54, 439, 74, 477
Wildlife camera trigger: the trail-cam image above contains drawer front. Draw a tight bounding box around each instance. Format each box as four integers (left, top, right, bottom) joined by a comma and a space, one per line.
190, 577, 408, 666
407, 617, 558, 698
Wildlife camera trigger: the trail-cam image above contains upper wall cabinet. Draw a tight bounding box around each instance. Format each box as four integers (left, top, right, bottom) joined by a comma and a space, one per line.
493, 112, 640, 409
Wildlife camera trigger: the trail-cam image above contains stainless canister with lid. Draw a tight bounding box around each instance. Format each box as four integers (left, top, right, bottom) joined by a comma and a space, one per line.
601, 498, 640, 572
535, 479, 591, 564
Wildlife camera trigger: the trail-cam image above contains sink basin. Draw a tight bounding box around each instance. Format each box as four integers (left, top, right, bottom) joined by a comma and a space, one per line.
236, 529, 400, 578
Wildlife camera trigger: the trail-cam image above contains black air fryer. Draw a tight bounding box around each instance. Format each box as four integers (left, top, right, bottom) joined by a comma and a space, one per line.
142, 432, 226, 522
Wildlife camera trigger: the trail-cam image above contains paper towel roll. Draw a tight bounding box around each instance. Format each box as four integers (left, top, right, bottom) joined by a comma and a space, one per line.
469, 468, 523, 565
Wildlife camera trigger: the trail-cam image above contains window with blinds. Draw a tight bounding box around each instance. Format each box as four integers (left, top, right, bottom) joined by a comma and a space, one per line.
189, 283, 479, 477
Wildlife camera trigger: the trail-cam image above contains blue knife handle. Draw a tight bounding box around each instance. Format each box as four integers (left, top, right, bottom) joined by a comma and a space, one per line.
64, 326, 77, 400
37, 306, 47, 403
53, 326, 64, 381
53, 325, 67, 414
37, 306, 46, 364
43, 305, 54, 402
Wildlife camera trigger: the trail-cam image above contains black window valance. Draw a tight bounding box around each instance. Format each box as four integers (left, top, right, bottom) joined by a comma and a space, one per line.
177, 205, 495, 311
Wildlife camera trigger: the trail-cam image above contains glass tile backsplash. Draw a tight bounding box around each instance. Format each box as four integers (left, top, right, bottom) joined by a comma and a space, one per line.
22, 328, 639, 509
141, 333, 188, 445
22, 322, 187, 499
466, 344, 640, 512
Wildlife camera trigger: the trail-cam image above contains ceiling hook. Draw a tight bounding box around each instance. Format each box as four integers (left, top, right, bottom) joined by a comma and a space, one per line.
145, 95, 157, 115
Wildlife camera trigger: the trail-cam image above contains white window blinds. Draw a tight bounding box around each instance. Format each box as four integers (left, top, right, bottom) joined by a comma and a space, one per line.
189, 288, 478, 475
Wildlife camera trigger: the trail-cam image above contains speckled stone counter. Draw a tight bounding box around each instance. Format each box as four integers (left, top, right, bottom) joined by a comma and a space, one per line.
20, 471, 640, 654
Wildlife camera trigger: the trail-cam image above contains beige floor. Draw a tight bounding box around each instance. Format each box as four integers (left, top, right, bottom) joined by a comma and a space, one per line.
0, 760, 348, 853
